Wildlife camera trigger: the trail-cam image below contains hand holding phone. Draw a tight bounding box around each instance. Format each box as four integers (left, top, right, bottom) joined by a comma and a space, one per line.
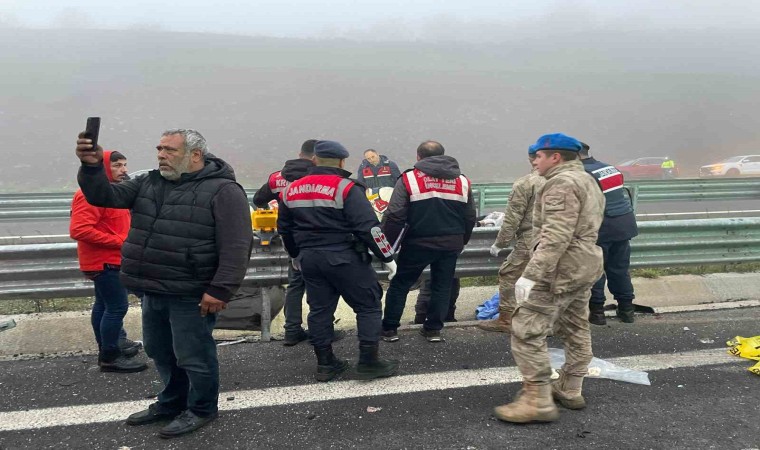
75, 117, 103, 165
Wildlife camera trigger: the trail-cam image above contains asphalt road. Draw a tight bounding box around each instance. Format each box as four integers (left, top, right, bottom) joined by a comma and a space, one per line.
1, 307, 758, 449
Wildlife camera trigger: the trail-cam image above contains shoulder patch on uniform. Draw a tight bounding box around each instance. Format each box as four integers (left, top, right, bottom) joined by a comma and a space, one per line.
544, 195, 565, 211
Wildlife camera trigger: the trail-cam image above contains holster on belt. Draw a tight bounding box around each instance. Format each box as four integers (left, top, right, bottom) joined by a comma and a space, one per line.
351, 238, 372, 264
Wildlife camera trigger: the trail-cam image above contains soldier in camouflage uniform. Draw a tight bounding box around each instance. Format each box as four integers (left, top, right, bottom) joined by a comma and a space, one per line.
479, 155, 545, 333
494, 133, 605, 424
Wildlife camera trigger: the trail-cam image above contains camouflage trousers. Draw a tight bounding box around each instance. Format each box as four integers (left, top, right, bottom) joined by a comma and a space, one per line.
510, 287, 593, 385
497, 241, 531, 315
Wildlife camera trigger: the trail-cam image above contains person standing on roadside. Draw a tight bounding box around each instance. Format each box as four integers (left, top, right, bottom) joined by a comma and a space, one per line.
75, 128, 252, 439
579, 142, 638, 325
70, 150, 146, 373
252, 139, 316, 346
277, 140, 399, 382
479, 151, 545, 333
493, 133, 604, 424
357, 149, 401, 194
381, 140, 476, 343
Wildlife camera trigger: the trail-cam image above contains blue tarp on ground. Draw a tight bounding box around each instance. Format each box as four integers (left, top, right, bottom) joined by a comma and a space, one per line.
476, 292, 500, 320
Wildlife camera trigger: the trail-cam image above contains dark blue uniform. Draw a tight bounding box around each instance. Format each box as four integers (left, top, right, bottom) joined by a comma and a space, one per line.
277, 166, 394, 349
582, 157, 639, 308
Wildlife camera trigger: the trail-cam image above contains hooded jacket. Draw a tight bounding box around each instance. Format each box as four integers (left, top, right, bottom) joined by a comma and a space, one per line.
357, 155, 401, 191
77, 154, 253, 301
70, 150, 131, 271
382, 155, 477, 251
252, 158, 314, 208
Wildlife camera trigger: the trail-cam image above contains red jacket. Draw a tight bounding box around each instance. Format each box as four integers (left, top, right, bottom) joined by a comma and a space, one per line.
69, 150, 131, 271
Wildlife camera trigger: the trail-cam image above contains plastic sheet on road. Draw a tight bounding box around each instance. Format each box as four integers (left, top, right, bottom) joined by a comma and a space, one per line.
549, 347, 651, 385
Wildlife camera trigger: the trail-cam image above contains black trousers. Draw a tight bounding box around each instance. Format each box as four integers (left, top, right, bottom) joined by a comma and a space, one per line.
299, 248, 383, 348
415, 277, 460, 322
383, 248, 459, 331
590, 239, 635, 305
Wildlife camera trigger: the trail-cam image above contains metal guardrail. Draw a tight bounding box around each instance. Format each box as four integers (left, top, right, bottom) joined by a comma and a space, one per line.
473, 178, 760, 213
3, 217, 759, 302
3, 178, 760, 221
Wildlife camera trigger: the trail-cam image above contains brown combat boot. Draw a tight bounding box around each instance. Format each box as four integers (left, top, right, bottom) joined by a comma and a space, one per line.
493, 383, 559, 423
551, 369, 586, 410
477, 311, 512, 333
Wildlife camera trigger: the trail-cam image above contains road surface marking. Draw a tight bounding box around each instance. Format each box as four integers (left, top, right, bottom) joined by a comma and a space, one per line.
0, 348, 737, 431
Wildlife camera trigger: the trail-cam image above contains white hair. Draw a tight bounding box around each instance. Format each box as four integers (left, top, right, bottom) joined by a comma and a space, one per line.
162, 129, 209, 156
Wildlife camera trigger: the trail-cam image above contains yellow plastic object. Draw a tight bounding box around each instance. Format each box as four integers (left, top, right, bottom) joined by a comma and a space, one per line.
251, 208, 278, 245
726, 335, 760, 361
726, 335, 760, 377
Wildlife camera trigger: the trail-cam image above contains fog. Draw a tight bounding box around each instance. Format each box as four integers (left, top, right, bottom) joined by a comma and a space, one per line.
1, 1, 759, 191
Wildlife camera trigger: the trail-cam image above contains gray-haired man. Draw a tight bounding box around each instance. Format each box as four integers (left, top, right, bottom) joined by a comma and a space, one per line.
75, 128, 253, 438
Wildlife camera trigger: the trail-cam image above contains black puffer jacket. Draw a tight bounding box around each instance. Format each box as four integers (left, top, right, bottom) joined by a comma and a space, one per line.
78, 155, 253, 301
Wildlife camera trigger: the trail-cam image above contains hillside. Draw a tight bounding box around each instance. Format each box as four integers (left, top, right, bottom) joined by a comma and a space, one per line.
1, 28, 759, 191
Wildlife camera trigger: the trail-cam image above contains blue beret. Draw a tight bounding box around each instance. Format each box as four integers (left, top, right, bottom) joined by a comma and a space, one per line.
314, 140, 350, 159
530, 133, 582, 153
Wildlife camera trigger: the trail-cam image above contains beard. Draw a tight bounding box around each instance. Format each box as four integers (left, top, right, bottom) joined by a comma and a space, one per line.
159, 152, 193, 181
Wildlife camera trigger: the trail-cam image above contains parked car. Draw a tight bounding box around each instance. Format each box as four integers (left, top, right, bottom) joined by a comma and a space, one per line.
699, 155, 760, 177
615, 157, 678, 180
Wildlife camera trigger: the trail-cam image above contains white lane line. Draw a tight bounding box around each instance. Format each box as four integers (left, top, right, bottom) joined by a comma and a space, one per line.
0, 348, 737, 432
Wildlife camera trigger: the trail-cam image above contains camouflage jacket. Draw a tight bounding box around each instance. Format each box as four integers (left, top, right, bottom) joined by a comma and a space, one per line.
523, 159, 605, 294
494, 170, 545, 248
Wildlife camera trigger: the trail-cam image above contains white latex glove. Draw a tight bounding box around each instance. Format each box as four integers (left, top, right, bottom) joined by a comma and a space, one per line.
291, 257, 302, 272
514, 277, 536, 305
384, 260, 398, 281
490, 244, 502, 257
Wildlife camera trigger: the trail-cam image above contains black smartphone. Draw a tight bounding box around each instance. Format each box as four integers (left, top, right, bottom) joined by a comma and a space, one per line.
84, 117, 101, 151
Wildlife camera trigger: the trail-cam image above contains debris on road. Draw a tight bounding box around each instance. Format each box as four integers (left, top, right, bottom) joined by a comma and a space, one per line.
366, 406, 382, 413
726, 335, 760, 376
699, 338, 715, 344
549, 348, 650, 385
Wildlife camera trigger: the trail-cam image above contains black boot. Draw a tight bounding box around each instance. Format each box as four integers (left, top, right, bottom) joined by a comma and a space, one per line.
356, 342, 399, 380
588, 303, 606, 326
314, 346, 349, 382
616, 303, 635, 323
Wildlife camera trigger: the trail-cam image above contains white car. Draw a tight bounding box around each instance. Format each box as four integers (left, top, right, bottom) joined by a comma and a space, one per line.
699, 155, 760, 177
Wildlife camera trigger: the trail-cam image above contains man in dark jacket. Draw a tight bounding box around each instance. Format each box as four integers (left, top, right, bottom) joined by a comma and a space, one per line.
252, 140, 316, 346
580, 142, 639, 325
75, 128, 253, 439
357, 149, 401, 193
381, 141, 477, 342
277, 140, 399, 382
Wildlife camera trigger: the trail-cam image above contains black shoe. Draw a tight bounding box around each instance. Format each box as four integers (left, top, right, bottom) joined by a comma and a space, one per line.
119, 338, 142, 358
99, 355, 148, 373
356, 343, 399, 380
381, 329, 399, 343
315, 346, 349, 382
126, 402, 181, 426
588, 304, 607, 326
159, 410, 217, 439
283, 329, 309, 347
419, 328, 443, 343
617, 303, 635, 323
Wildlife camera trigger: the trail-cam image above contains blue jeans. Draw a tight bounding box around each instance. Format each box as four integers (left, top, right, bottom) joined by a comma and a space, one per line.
90, 268, 129, 359
142, 293, 219, 417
